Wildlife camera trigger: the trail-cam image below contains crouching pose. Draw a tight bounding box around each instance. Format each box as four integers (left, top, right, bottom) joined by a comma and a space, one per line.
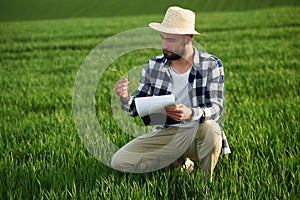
112, 6, 230, 181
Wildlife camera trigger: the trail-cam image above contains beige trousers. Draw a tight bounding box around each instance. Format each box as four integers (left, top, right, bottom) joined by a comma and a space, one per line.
111, 120, 222, 180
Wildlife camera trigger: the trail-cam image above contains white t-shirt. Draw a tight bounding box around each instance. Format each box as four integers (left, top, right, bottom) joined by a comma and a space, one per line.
170, 67, 198, 127
171, 67, 191, 106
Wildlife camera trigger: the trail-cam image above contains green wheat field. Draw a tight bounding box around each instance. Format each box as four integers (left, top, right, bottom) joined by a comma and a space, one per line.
0, 3, 299, 200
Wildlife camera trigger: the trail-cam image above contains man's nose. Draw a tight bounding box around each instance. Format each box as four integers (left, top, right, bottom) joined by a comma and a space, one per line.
161, 39, 168, 49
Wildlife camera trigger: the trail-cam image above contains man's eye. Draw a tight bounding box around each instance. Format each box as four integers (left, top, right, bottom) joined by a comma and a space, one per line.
167, 39, 176, 42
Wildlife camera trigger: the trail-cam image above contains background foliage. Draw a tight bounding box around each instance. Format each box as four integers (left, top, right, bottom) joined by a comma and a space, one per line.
0, 0, 299, 21
0, 1, 299, 199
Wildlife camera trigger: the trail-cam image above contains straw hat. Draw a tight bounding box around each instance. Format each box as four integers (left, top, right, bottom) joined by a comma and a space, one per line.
149, 6, 205, 36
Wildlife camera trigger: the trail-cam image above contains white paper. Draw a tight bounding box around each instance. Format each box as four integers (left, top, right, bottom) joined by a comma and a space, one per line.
135, 94, 176, 117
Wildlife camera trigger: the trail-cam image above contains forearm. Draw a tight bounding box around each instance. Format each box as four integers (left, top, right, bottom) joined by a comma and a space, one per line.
199, 57, 224, 122
202, 99, 223, 121
190, 102, 223, 122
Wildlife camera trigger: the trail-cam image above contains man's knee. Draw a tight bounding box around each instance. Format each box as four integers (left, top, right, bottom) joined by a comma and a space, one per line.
202, 119, 220, 131
110, 151, 123, 171
111, 150, 144, 173
197, 120, 221, 140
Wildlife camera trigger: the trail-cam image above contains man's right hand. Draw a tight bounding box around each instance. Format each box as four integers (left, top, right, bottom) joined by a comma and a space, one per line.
113, 78, 130, 102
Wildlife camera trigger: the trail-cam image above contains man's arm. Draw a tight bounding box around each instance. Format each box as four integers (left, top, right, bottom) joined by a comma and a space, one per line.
114, 62, 152, 117
201, 57, 224, 121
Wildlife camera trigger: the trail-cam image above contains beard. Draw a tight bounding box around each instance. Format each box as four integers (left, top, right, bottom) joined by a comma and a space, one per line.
163, 48, 185, 60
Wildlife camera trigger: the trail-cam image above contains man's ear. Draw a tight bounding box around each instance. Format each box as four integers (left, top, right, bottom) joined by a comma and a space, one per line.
185, 34, 193, 44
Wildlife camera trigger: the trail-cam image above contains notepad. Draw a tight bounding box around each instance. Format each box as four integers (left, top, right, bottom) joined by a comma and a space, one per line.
135, 94, 176, 117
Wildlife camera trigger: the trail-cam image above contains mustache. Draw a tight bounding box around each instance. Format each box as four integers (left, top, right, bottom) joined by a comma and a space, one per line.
163, 49, 174, 53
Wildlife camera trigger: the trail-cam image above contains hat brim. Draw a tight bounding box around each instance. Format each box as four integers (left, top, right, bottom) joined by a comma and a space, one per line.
149, 22, 206, 36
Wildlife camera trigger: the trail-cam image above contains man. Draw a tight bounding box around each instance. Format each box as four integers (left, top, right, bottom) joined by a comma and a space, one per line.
112, 6, 230, 181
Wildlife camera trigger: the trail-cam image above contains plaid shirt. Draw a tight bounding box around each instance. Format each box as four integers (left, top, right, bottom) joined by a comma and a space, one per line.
121, 48, 230, 155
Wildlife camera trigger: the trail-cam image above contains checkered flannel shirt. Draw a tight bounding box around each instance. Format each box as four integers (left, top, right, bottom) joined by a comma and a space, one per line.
121, 48, 231, 155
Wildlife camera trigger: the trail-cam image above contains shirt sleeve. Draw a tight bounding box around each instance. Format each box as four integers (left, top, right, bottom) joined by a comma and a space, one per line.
202, 57, 224, 121
190, 56, 224, 122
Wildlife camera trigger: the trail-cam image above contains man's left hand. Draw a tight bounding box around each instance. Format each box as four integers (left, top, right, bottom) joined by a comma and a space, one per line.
164, 103, 192, 122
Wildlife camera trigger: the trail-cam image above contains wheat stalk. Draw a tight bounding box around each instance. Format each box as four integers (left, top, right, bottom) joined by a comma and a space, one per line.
109, 64, 128, 78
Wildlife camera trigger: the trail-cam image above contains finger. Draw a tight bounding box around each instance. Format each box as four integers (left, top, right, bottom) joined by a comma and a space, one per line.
114, 82, 130, 94
114, 86, 126, 96
166, 112, 182, 121
171, 111, 184, 119
165, 106, 181, 111
120, 87, 129, 95
122, 82, 131, 87
114, 78, 129, 87
165, 108, 182, 115
177, 103, 183, 108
